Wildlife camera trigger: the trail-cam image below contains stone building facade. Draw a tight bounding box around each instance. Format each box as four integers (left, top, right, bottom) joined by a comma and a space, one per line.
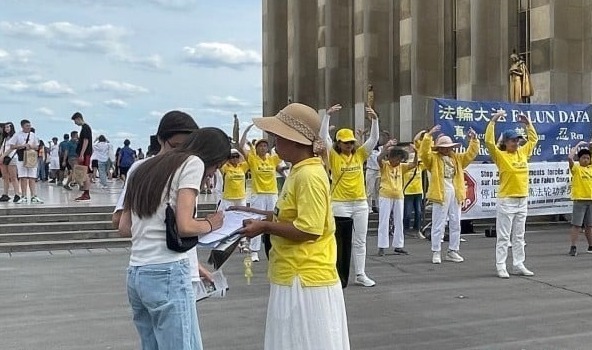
262, 0, 592, 141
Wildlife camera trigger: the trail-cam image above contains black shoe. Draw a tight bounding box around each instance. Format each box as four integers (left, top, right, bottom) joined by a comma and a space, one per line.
372, 206, 379, 213
587, 246, 592, 254
569, 246, 577, 256
394, 248, 409, 255
0, 194, 10, 202
49, 179, 56, 184
12, 194, 20, 203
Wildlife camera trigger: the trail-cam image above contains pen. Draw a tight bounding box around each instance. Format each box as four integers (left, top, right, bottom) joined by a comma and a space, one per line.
215, 200, 221, 212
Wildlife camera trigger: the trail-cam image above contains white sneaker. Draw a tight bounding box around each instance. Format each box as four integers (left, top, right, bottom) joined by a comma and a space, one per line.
15, 196, 27, 204
250, 252, 260, 262
445, 250, 464, 263
432, 251, 441, 264
497, 269, 510, 279
354, 274, 376, 287
513, 265, 534, 276
30, 196, 44, 204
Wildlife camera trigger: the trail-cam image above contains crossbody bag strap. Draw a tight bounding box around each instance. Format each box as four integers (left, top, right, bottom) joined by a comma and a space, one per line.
165, 158, 191, 205
331, 153, 355, 195
403, 166, 419, 192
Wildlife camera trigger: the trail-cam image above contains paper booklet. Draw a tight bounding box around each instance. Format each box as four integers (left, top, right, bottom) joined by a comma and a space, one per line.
194, 270, 229, 302
198, 210, 266, 247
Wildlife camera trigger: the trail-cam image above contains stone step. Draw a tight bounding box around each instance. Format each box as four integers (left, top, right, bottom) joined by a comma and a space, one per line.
0, 221, 114, 234
0, 203, 216, 216
0, 238, 130, 253
0, 230, 120, 243
0, 213, 113, 224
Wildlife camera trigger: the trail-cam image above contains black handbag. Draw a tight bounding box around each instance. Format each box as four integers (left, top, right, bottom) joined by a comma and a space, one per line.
2, 155, 14, 165
164, 162, 200, 252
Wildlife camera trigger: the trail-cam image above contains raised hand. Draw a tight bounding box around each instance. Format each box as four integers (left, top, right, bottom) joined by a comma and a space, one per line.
428, 125, 441, 135
490, 111, 505, 122
365, 106, 378, 120
327, 104, 342, 115
517, 114, 530, 124
467, 127, 477, 140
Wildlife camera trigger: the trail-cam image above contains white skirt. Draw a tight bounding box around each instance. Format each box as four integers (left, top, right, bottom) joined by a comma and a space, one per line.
265, 278, 350, 350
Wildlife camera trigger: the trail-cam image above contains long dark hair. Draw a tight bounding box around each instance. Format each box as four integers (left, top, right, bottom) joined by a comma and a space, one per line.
2, 122, 15, 138
124, 127, 231, 218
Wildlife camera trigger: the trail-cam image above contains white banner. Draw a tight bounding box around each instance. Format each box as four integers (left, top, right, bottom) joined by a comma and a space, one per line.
460, 162, 572, 219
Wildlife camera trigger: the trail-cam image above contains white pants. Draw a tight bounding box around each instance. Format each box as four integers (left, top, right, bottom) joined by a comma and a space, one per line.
249, 193, 278, 252
431, 187, 461, 252
365, 169, 380, 208
378, 197, 404, 249
265, 278, 350, 350
332, 200, 369, 276
495, 197, 527, 270
219, 198, 247, 212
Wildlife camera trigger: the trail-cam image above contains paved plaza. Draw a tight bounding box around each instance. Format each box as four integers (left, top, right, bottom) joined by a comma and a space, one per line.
1, 220, 592, 349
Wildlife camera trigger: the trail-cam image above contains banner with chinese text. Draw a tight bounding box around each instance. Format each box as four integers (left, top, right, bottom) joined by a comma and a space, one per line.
434, 98, 592, 162
461, 162, 572, 219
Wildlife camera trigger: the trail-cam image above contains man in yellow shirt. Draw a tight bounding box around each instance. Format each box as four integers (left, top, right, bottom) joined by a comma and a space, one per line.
238, 124, 283, 262
485, 112, 538, 278
567, 142, 592, 256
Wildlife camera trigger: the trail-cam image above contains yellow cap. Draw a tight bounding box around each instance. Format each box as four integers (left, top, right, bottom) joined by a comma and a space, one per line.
336, 129, 356, 142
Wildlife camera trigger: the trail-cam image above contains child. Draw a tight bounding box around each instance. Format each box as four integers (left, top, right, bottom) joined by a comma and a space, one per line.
377, 140, 417, 256
567, 141, 592, 256
420, 125, 479, 264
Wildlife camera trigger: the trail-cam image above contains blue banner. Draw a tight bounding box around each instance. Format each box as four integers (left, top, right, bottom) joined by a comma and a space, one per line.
433, 98, 592, 162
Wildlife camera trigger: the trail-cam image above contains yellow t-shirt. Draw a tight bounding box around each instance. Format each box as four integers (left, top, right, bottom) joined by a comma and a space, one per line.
269, 157, 338, 287
221, 162, 249, 200
329, 147, 369, 201
403, 163, 424, 195
379, 161, 413, 199
247, 146, 281, 194
485, 122, 538, 198
571, 164, 592, 200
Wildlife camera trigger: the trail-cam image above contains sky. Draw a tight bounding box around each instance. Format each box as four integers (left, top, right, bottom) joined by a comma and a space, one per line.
1, 0, 263, 150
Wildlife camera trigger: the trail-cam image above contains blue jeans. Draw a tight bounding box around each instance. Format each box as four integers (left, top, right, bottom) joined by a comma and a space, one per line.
127, 259, 202, 350
403, 194, 422, 230
37, 158, 47, 180
98, 161, 109, 187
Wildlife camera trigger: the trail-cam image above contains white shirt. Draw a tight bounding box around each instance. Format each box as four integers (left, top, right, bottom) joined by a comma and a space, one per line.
115, 159, 147, 212
129, 156, 205, 266
442, 155, 456, 190
1, 135, 17, 158
366, 147, 381, 171
92, 142, 111, 162
8, 131, 38, 149
49, 143, 60, 159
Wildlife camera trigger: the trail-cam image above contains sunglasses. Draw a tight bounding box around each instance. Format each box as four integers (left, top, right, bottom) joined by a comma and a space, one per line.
342, 141, 355, 145
230, 154, 240, 159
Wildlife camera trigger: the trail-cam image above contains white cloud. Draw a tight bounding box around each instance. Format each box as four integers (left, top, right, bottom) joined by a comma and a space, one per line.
0, 79, 75, 96
104, 99, 128, 108
115, 131, 137, 139
59, 0, 197, 10
71, 99, 92, 108
0, 21, 162, 70
183, 42, 261, 69
36, 107, 55, 116
0, 48, 34, 76
92, 80, 149, 96
204, 95, 250, 108
147, 0, 197, 9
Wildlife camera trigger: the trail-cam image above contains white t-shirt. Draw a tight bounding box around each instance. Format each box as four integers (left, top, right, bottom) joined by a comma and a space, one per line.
92, 142, 111, 162
366, 148, 381, 171
129, 156, 205, 266
442, 155, 456, 190
1, 135, 17, 159
114, 159, 147, 212
8, 131, 39, 154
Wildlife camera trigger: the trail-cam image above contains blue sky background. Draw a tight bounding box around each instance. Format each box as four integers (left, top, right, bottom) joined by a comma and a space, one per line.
1, 0, 263, 149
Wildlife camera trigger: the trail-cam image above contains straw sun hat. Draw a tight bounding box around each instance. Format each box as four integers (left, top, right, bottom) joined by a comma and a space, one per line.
431, 135, 459, 150
252, 103, 323, 151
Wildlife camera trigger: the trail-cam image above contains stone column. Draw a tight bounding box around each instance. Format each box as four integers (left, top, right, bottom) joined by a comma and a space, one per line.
318, 0, 355, 128
400, 0, 454, 140
352, 0, 398, 137
262, 0, 288, 117
287, 0, 318, 108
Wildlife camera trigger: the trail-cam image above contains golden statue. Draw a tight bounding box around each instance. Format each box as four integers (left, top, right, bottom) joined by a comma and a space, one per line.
232, 114, 239, 145
509, 53, 533, 103
367, 84, 375, 108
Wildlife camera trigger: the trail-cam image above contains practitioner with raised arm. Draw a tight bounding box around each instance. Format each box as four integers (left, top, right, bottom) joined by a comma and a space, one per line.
420, 124, 479, 264
485, 111, 538, 278
319, 104, 379, 287
567, 140, 592, 256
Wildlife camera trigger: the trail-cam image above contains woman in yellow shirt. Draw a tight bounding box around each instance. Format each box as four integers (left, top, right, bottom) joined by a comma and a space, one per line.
219, 149, 249, 211
320, 104, 380, 287
567, 141, 592, 256
485, 112, 538, 278
237, 103, 350, 350
238, 125, 283, 262
377, 140, 417, 256
420, 125, 479, 264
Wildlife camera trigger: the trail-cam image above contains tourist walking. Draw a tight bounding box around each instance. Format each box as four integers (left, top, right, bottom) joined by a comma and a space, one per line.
71, 112, 93, 201
0, 122, 21, 202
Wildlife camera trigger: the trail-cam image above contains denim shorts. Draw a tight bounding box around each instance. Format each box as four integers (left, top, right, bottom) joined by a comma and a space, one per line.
572, 200, 592, 227
127, 259, 202, 350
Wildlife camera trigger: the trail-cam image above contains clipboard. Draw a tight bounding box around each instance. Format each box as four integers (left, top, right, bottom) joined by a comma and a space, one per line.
207, 233, 243, 270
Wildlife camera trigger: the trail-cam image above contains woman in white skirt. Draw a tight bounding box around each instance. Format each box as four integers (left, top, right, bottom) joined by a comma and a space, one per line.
236, 103, 350, 350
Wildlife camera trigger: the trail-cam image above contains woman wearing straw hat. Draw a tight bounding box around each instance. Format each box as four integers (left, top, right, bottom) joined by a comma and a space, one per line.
236, 103, 350, 350
485, 112, 538, 278
319, 104, 380, 287
420, 125, 479, 264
